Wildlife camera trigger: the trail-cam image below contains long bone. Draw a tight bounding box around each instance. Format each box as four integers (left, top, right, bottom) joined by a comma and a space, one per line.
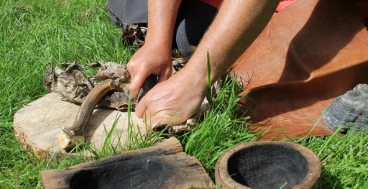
59, 79, 116, 151
58, 75, 157, 151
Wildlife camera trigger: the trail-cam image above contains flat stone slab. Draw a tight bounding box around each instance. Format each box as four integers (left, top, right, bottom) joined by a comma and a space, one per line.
14, 92, 147, 157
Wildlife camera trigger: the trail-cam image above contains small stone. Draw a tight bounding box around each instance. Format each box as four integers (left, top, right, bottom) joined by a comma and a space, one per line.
323, 84, 368, 135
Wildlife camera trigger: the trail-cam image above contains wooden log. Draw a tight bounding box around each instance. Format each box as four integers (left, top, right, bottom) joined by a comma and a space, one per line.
41, 137, 214, 189
215, 142, 321, 189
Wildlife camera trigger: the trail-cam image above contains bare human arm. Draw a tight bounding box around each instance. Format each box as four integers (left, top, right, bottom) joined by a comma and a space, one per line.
127, 0, 182, 99
136, 0, 279, 127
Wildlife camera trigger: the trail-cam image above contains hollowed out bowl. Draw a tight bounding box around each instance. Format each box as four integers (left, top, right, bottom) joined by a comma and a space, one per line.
215, 141, 321, 189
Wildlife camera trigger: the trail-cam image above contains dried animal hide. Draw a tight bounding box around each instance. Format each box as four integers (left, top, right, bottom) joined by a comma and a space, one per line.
108, 8, 146, 47
172, 57, 189, 74
121, 24, 146, 47
43, 61, 95, 104
94, 61, 131, 92
44, 61, 136, 111
43, 61, 217, 135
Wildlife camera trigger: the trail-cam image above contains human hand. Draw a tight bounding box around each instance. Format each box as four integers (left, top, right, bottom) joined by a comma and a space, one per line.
127, 43, 173, 99
135, 68, 207, 127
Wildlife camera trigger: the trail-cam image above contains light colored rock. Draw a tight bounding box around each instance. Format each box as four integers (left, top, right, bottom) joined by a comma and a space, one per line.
13, 92, 147, 158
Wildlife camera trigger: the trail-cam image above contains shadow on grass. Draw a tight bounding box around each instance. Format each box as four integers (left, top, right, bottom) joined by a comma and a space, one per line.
320, 168, 343, 189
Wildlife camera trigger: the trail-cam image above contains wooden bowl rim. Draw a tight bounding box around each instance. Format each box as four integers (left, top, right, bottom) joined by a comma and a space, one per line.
215, 141, 321, 189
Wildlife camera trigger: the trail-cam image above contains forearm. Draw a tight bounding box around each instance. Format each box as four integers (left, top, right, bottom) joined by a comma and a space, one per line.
134, 0, 279, 126
128, 0, 182, 98
145, 0, 182, 48
182, 0, 279, 84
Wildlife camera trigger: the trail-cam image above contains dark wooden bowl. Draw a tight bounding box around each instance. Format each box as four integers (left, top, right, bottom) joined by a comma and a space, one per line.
215, 141, 321, 189
41, 138, 214, 189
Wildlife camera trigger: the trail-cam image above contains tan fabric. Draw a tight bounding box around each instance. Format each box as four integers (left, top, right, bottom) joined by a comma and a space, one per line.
232, 0, 368, 140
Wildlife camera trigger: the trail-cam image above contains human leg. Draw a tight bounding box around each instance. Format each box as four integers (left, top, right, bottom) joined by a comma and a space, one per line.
107, 0, 148, 25
175, 0, 218, 57
107, 0, 218, 55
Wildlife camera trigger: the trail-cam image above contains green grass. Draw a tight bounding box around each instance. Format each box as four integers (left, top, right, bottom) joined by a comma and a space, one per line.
1, 0, 368, 188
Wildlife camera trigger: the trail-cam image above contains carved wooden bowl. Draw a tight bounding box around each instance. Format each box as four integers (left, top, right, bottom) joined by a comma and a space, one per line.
41, 138, 214, 188
215, 142, 321, 189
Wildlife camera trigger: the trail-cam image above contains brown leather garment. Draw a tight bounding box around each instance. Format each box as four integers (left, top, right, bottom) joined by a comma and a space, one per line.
354, 0, 368, 27
231, 0, 368, 140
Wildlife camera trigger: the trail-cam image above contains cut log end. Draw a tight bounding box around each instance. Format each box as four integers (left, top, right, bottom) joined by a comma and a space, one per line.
41, 137, 215, 189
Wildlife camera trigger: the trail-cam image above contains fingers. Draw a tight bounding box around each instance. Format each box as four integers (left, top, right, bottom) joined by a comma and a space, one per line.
157, 67, 172, 83
137, 100, 183, 128
136, 96, 171, 126
136, 96, 169, 127
150, 111, 184, 128
129, 66, 171, 98
135, 95, 148, 118
129, 70, 150, 99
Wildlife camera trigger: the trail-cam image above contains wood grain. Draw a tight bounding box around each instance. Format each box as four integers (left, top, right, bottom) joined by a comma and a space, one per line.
41, 138, 214, 189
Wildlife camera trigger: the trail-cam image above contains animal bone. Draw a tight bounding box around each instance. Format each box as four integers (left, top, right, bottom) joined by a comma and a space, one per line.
59, 79, 116, 151
44, 61, 213, 150
44, 61, 134, 109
